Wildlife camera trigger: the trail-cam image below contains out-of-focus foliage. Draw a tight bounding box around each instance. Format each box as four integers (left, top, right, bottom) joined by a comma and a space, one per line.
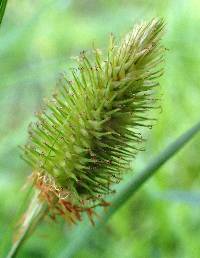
0, 0, 200, 257
0, 0, 8, 25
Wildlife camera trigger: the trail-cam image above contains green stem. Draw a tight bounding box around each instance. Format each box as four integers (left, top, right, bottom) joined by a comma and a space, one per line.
106, 120, 200, 219
63, 120, 200, 258
6, 191, 48, 258
7, 120, 200, 258
0, 0, 8, 26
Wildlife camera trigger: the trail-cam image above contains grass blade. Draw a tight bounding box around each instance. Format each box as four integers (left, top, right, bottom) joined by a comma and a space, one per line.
106, 120, 200, 218
62, 120, 200, 258
0, 0, 8, 26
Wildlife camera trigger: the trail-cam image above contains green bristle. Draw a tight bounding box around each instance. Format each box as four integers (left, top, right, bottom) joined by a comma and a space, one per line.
22, 18, 165, 202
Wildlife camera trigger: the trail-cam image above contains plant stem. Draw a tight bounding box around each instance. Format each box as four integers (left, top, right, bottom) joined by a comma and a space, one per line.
62, 120, 200, 258
7, 120, 200, 258
106, 120, 200, 219
6, 190, 48, 258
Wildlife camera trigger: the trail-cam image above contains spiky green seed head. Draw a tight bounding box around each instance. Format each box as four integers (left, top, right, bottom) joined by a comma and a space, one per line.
22, 18, 165, 222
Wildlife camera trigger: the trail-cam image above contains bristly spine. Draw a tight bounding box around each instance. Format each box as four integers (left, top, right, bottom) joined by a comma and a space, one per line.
22, 18, 165, 223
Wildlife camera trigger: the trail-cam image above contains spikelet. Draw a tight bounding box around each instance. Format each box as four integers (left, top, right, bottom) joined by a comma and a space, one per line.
22, 18, 165, 223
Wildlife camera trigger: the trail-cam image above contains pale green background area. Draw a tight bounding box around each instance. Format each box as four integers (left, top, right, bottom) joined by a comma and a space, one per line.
0, 0, 200, 257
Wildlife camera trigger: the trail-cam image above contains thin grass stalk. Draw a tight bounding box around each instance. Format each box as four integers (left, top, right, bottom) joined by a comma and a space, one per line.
62, 120, 200, 258
0, 0, 8, 26
7, 122, 200, 257
106, 120, 200, 218
6, 191, 48, 258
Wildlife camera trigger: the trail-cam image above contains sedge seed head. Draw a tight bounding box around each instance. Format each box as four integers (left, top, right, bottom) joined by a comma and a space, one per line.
22, 18, 165, 222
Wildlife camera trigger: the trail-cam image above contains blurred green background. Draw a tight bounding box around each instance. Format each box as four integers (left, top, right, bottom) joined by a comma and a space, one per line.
0, 0, 200, 257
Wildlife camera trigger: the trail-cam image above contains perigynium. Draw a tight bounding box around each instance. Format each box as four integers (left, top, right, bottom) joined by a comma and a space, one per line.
21, 18, 165, 224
